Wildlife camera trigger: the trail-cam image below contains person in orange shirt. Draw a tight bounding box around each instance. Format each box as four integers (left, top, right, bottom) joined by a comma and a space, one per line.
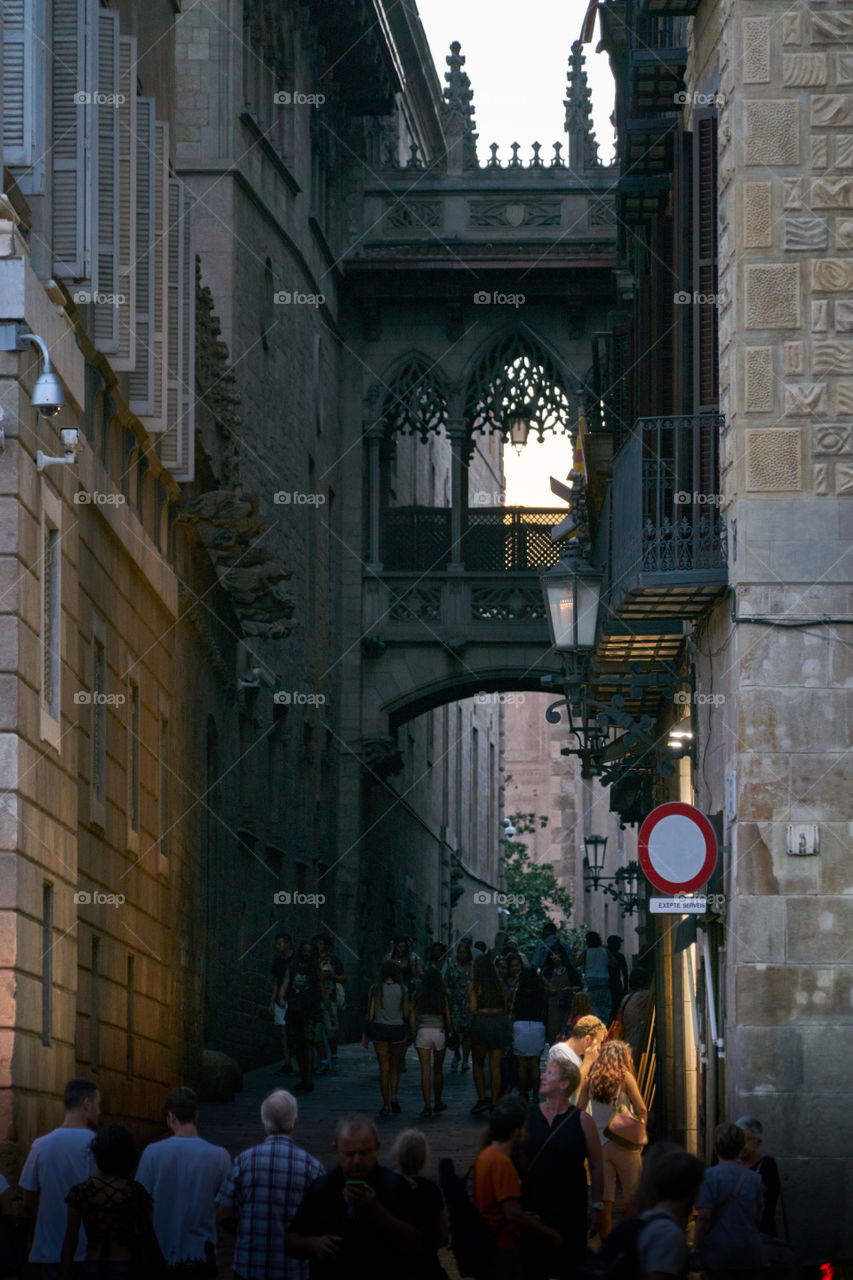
472, 1099, 562, 1280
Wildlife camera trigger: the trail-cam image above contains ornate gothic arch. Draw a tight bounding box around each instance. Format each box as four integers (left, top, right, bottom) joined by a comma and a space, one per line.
378, 355, 449, 441
464, 331, 573, 442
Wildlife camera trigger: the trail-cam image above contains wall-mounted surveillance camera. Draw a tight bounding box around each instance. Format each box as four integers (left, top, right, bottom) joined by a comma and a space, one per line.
18, 333, 66, 418
37, 426, 80, 473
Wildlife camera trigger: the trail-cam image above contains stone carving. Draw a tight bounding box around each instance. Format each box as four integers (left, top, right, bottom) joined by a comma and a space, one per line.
811, 136, 829, 170
443, 42, 478, 169
743, 18, 771, 83
835, 137, 853, 169
812, 300, 830, 331
386, 201, 442, 230
744, 101, 799, 167
746, 429, 802, 491
837, 220, 853, 250
745, 264, 800, 329
470, 586, 546, 621
812, 259, 853, 291
811, 13, 853, 43
839, 55, 853, 86
813, 425, 851, 455
744, 183, 773, 248
783, 217, 828, 251
565, 40, 600, 169
813, 462, 830, 495
784, 342, 805, 376
589, 198, 617, 226
389, 586, 442, 622
745, 347, 775, 412
783, 53, 828, 86
835, 300, 853, 332
812, 96, 853, 129
835, 383, 853, 414
783, 10, 803, 45
785, 383, 827, 416
468, 199, 561, 228
783, 179, 803, 210
812, 177, 853, 208
813, 342, 853, 375
836, 463, 853, 494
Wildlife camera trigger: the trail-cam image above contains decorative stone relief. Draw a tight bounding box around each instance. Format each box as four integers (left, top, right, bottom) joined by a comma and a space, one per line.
838, 55, 853, 86
812, 177, 853, 208
743, 18, 771, 83
811, 14, 853, 43
589, 199, 617, 227
813, 259, 853, 291
837, 220, 853, 250
835, 384, 853, 414
814, 462, 831, 495
836, 300, 853, 332
813, 341, 853, 375
746, 429, 801, 491
386, 201, 442, 229
836, 464, 853, 494
812, 300, 830, 331
783, 179, 803, 210
744, 183, 773, 247
468, 200, 561, 228
784, 341, 805, 376
783, 216, 828, 250
811, 136, 829, 170
783, 53, 828, 86
745, 264, 800, 329
745, 347, 775, 412
813, 425, 851, 456
744, 101, 800, 166
812, 96, 853, 129
835, 137, 853, 169
783, 11, 803, 46
785, 383, 827, 415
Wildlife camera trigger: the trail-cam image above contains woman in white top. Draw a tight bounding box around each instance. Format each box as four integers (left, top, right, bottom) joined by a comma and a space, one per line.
362, 961, 410, 1116
580, 930, 612, 1022
587, 1039, 647, 1239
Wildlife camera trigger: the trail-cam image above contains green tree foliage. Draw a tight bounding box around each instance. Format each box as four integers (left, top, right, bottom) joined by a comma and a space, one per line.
502, 812, 576, 956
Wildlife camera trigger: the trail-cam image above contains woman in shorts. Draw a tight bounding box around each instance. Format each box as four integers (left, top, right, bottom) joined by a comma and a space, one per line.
468, 954, 510, 1114
410, 968, 453, 1116
511, 965, 548, 1101
363, 960, 410, 1116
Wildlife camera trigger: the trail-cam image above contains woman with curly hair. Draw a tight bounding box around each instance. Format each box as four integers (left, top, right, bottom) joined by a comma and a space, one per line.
467, 954, 510, 1114
587, 1039, 647, 1238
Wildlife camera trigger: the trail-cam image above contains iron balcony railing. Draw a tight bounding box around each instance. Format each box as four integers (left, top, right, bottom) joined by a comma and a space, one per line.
609, 413, 726, 606
380, 507, 565, 573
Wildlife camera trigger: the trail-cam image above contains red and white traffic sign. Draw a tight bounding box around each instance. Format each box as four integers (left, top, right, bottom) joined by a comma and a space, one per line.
638, 802, 717, 895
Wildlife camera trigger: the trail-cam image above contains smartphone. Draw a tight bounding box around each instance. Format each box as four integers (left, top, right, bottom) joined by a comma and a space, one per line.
346, 1179, 368, 1187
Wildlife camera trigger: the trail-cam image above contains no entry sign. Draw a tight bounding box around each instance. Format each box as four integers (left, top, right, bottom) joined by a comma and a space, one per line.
638, 802, 718, 895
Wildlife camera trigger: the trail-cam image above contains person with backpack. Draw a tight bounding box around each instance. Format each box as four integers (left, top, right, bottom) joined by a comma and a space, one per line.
472, 1099, 562, 1280
692, 1123, 764, 1277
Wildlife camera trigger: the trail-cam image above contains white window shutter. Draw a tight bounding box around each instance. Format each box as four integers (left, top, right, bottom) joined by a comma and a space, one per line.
138, 118, 169, 434
112, 34, 137, 371
52, 0, 93, 280
2, 0, 32, 169
128, 98, 155, 415
92, 9, 120, 351
159, 183, 194, 482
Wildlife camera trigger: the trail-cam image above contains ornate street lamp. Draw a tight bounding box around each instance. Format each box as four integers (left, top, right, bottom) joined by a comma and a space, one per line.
540, 557, 603, 651
583, 833, 608, 889
507, 411, 530, 455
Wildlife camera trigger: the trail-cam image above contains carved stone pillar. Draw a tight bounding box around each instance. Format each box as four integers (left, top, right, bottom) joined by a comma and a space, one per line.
365, 424, 383, 569
446, 417, 470, 571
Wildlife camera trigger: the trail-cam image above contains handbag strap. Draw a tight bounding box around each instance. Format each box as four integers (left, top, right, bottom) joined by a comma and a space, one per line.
708, 1164, 750, 1236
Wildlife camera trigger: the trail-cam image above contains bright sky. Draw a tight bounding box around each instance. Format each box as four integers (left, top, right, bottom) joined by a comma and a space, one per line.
416, 0, 614, 507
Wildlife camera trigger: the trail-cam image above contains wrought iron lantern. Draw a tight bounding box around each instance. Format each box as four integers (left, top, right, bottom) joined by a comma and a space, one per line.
583, 834, 608, 888
541, 558, 603, 651
506, 411, 530, 455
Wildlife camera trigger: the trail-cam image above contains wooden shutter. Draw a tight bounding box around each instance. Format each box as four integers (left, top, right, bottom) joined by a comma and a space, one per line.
2, 0, 32, 168
112, 34, 137, 370
138, 119, 169, 433
692, 108, 719, 413
52, 0, 93, 279
92, 9, 120, 351
159, 183, 195, 481
128, 98, 156, 415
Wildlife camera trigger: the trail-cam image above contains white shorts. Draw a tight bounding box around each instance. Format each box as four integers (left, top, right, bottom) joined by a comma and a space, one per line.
274, 1002, 287, 1026
415, 1026, 446, 1051
513, 1021, 546, 1057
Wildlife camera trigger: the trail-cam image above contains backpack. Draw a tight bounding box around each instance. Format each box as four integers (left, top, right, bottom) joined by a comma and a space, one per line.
438, 1157, 497, 1280
578, 1212, 671, 1280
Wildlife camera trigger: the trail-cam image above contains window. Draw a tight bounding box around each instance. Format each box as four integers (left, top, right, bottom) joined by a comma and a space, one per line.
41, 883, 54, 1047
40, 483, 62, 749
692, 108, 719, 412
91, 623, 106, 823
127, 677, 139, 848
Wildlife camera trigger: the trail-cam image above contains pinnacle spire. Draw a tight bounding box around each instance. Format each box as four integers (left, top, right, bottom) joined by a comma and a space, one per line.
565, 40, 599, 169
443, 41, 478, 170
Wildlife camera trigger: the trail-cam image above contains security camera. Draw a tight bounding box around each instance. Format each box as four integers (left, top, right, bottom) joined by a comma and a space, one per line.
19, 333, 65, 418
60, 427, 82, 455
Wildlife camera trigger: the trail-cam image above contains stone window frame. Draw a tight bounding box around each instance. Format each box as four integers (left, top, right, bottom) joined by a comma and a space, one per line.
39, 479, 63, 752
89, 609, 107, 830
125, 666, 140, 854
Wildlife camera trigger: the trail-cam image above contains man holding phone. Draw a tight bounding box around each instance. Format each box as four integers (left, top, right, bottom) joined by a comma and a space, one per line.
286, 1113, 419, 1279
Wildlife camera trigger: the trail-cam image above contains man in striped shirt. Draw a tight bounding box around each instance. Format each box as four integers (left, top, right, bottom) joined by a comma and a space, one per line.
216, 1090, 324, 1280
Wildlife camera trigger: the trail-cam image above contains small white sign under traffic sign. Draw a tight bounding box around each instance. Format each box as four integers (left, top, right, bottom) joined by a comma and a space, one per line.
650, 897, 707, 914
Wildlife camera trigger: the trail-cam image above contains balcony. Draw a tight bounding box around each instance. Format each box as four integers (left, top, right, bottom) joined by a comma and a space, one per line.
629, 15, 687, 116
380, 507, 565, 572
606, 414, 727, 626
638, 0, 700, 13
